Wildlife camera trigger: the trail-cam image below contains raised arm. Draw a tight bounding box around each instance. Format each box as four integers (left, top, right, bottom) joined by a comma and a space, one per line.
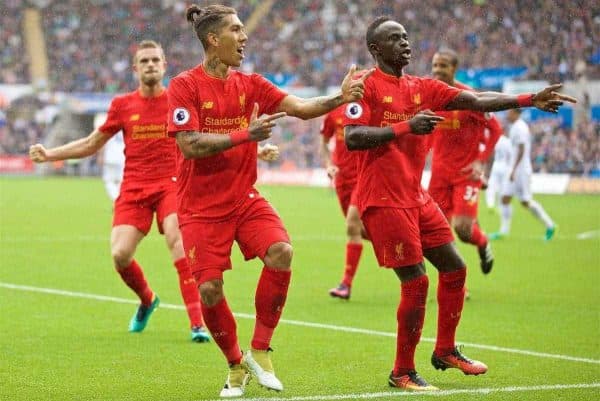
446, 84, 577, 113
175, 103, 286, 159
276, 65, 374, 120
29, 129, 110, 163
345, 110, 445, 150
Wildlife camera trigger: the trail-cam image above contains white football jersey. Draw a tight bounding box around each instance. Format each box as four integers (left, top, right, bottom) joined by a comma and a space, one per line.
491, 134, 512, 173
508, 118, 532, 175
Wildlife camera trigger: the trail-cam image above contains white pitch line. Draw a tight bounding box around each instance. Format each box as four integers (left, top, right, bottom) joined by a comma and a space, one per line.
1, 282, 599, 366
202, 383, 600, 401
576, 230, 600, 240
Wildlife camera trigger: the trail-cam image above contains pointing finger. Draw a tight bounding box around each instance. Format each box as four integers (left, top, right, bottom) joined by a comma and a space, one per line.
263, 112, 287, 122
552, 92, 577, 103
250, 102, 259, 122
347, 64, 357, 79
358, 68, 375, 82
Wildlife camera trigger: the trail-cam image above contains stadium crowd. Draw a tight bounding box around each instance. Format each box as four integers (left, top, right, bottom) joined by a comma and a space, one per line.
1, 0, 598, 174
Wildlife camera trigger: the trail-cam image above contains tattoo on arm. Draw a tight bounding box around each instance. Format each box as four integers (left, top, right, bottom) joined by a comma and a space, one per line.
176, 130, 233, 159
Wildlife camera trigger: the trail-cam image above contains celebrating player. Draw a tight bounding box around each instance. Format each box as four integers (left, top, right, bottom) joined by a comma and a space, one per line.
168, 4, 372, 397
320, 106, 366, 300
29, 40, 211, 342
343, 17, 576, 391
491, 109, 557, 240
429, 49, 504, 275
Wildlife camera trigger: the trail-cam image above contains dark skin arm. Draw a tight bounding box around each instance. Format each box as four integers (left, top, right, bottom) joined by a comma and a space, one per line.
447, 84, 577, 113
345, 110, 444, 150
346, 84, 577, 151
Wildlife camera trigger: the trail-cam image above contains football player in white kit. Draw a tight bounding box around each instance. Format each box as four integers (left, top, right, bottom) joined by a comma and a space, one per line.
95, 113, 125, 202
491, 109, 556, 240
485, 132, 512, 211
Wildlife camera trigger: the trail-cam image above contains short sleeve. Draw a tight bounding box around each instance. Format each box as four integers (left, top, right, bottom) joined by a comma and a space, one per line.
341, 83, 373, 127
252, 74, 287, 115
167, 76, 200, 135
422, 78, 462, 111
98, 97, 122, 137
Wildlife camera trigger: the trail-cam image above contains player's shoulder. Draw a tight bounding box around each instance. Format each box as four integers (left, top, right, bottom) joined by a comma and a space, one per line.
453, 81, 473, 91
108, 91, 137, 109
171, 65, 208, 87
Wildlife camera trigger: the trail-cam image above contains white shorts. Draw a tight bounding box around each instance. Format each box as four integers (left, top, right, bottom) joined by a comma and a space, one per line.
488, 167, 508, 193
501, 171, 532, 202
102, 164, 124, 183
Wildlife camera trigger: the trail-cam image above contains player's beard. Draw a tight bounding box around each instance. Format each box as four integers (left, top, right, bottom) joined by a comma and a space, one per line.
141, 74, 160, 86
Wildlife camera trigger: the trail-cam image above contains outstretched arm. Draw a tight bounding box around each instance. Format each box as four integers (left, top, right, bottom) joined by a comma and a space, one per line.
176, 103, 286, 159
276, 65, 374, 120
345, 110, 445, 150
446, 84, 576, 113
29, 129, 109, 163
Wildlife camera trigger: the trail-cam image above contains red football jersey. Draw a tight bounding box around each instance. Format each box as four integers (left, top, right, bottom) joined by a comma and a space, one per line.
431, 81, 503, 181
320, 106, 357, 186
341, 68, 461, 211
99, 90, 174, 185
167, 65, 287, 220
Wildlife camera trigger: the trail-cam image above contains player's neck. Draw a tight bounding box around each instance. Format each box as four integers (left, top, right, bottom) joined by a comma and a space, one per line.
203, 56, 230, 79
377, 62, 404, 78
138, 83, 164, 98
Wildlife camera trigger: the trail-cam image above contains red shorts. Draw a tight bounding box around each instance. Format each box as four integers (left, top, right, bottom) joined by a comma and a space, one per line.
428, 176, 482, 220
361, 200, 454, 268
179, 190, 290, 285
335, 182, 358, 216
113, 180, 177, 235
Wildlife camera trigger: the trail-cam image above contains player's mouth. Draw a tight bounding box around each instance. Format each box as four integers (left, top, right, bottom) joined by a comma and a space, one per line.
236, 46, 245, 59
400, 48, 411, 60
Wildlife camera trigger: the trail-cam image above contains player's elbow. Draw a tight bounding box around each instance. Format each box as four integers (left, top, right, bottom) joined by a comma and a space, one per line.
344, 127, 363, 150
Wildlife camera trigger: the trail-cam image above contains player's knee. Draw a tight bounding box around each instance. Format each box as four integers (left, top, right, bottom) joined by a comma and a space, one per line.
346, 220, 362, 239
198, 280, 224, 306
111, 246, 134, 269
454, 224, 472, 242
265, 242, 293, 268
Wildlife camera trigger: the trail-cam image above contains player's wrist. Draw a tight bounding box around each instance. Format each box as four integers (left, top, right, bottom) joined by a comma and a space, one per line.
391, 121, 412, 138
517, 93, 534, 107
229, 129, 251, 146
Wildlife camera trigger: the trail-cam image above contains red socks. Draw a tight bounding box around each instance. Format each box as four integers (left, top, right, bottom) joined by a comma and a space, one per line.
174, 258, 204, 328
435, 268, 467, 356
469, 223, 488, 248
116, 260, 154, 306
342, 242, 363, 287
393, 274, 429, 376
202, 298, 242, 364
252, 267, 291, 350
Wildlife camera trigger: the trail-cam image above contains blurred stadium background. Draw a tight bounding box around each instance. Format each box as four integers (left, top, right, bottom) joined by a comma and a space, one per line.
1, 0, 599, 187
1, 1, 599, 400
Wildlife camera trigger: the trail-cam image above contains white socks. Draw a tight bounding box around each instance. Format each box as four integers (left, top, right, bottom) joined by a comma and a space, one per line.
500, 203, 512, 234
528, 200, 554, 229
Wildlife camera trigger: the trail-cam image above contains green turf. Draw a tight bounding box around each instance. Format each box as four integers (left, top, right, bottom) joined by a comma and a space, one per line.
1, 177, 599, 400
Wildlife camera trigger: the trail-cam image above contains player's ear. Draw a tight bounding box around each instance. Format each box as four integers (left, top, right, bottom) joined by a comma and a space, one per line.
207, 32, 219, 47
368, 43, 379, 58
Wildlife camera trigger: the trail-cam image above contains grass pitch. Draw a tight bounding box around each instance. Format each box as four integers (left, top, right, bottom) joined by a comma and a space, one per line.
1, 177, 599, 400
